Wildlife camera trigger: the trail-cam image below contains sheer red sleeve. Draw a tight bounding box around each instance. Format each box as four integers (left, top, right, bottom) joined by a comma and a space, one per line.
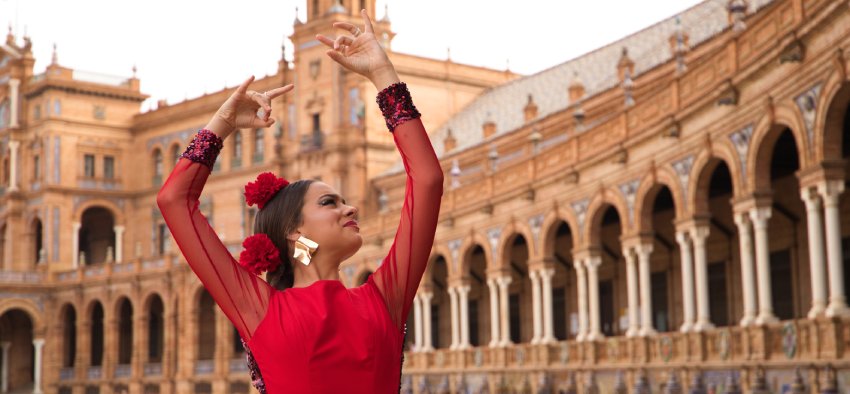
371, 83, 444, 330
156, 129, 273, 341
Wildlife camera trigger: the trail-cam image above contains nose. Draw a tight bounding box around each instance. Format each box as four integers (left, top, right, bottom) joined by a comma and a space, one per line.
345, 204, 358, 220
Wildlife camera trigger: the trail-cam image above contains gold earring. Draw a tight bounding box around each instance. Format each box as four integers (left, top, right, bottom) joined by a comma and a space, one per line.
293, 235, 318, 266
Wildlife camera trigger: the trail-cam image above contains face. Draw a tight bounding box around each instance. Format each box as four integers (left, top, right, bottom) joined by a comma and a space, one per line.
291, 182, 362, 262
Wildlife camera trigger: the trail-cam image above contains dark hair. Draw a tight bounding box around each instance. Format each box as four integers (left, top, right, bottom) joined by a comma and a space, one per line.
253, 179, 315, 290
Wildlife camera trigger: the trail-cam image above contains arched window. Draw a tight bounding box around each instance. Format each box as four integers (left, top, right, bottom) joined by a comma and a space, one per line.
232, 131, 242, 169
253, 128, 264, 163
152, 149, 163, 186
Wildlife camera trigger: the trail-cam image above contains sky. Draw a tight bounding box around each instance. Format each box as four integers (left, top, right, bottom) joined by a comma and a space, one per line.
1, 0, 705, 111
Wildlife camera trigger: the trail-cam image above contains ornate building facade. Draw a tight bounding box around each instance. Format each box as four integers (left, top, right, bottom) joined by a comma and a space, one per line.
2, 0, 850, 393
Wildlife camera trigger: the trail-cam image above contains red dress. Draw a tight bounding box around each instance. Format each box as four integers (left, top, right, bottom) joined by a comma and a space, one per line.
156, 83, 443, 394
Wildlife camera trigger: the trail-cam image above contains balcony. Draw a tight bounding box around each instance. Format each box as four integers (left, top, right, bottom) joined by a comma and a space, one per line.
86, 366, 102, 380
229, 358, 248, 372
300, 130, 324, 152
194, 360, 214, 375
144, 363, 162, 377
59, 367, 75, 381
0, 271, 44, 284
114, 364, 131, 378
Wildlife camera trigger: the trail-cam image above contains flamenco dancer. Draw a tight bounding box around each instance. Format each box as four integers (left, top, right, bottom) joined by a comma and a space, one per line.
156, 10, 443, 393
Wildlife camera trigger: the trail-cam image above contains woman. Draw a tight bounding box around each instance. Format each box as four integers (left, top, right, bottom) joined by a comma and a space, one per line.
156, 10, 443, 393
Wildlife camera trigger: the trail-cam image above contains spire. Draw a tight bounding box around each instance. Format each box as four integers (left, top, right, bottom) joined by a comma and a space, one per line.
728, 0, 748, 33
281, 38, 287, 61
670, 16, 690, 74
294, 6, 303, 25
380, 4, 390, 22
132, 64, 137, 78
51, 43, 58, 65
6, 24, 13, 45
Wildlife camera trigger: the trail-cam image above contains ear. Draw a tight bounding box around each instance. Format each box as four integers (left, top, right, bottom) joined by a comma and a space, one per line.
286, 229, 301, 243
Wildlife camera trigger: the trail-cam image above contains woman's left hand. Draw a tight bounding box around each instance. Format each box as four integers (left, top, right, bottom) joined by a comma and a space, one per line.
316, 9, 399, 90
205, 76, 294, 139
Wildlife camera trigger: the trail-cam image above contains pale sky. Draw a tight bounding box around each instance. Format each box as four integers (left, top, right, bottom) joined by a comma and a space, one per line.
1, 0, 704, 111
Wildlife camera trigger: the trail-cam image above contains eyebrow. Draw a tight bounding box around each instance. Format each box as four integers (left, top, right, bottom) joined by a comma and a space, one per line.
319, 193, 346, 204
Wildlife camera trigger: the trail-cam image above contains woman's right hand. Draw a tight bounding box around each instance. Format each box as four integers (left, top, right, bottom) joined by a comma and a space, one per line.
204, 76, 294, 138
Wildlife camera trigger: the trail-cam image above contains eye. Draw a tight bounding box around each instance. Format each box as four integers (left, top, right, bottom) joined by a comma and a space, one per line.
321, 198, 337, 206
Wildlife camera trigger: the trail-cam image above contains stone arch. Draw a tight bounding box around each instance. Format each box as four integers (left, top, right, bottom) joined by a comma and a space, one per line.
689, 145, 743, 214
497, 221, 537, 267
0, 298, 44, 334
818, 76, 850, 162
430, 243, 454, 276
168, 142, 182, 169
458, 232, 494, 275
422, 253, 449, 285
540, 209, 580, 258
748, 112, 809, 192
634, 166, 686, 233
73, 199, 125, 226
27, 213, 44, 264
57, 302, 78, 368
583, 188, 630, 247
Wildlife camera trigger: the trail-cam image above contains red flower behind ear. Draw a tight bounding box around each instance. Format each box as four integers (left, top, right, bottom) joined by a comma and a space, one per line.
238, 233, 281, 275
245, 172, 289, 209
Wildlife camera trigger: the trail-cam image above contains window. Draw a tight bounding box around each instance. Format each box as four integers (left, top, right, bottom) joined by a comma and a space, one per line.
104, 156, 114, 180
157, 223, 170, 255
253, 129, 264, 163
232, 131, 242, 169
33, 105, 41, 120
152, 149, 163, 185
54, 99, 61, 116
83, 154, 95, 178
312, 113, 321, 132
33, 155, 40, 180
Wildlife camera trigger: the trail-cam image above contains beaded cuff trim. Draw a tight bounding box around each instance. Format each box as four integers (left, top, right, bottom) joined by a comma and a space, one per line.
376, 82, 421, 132
180, 129, 223, 169
241, 339, 267, 394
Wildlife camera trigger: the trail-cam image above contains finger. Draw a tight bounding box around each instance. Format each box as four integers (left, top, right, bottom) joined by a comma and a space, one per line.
333, 22, 359, 36
236, 75, 254, 95
249, 92, 272, 120
265, 85, 294, 100
326, 49, 353, 69
250, 117, 275, 129
361, 9, 374, 34
316, 34, 335, 48
333, 35, 354, 50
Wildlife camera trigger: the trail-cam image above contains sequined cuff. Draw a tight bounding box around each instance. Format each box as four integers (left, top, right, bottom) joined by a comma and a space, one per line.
376, 82, 421, 132
180, 129, 223, 169
241, 339, 267, 394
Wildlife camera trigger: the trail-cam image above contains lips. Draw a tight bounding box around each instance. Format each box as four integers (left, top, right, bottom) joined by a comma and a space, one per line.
344, 220, 359, 229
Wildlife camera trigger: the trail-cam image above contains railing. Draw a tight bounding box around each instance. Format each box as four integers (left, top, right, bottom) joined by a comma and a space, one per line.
59, 367, 75, 380
0, 271, 43, 284
194, 360, 214, 375
86, 366, 102, 380
144, 363, 162, 376
114, 364, 131, 378
229, 358, 248, 372
402, 319, 844, 374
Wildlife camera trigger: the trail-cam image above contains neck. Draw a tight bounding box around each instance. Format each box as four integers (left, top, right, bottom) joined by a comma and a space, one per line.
290, 251, 342, 288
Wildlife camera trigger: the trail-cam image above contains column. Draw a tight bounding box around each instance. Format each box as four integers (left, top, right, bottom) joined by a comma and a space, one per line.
1, 341, 9, 393
820, 180, 850, 317
624, 247, 640, 337
690, 225, 714, 331
449, 286, 459, 350
734, 212, 758, 326
413, 294, 423, 352
421, 292, 434, 351
33, 338, 45, 394
114, 225, 125, 263
7, 140, 19, 192
487, 278, 500, 348
574, 259, 588, 342
458, 285, 471, 349
750, 207, 778, 324
8, 78, 19, 128
72, 222, 81, 268
540, 268, 556, 343
637, 243, 656, 336
530, 270, 542, 344
585, 256, 603, 341
800, 188, 827, 319
497, 276, 513, 346
675, 232, 695, 332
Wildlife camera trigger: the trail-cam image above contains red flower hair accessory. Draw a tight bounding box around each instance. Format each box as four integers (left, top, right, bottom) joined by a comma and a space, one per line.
238, 233, 281, 275
245, 172, 289, 209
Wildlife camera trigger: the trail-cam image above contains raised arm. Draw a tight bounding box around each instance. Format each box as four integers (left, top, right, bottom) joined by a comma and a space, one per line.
156, 77, 293, 340
318, 11, 444, 328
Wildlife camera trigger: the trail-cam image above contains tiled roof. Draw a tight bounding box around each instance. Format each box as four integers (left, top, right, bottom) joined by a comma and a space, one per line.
383, 0, 775, 175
